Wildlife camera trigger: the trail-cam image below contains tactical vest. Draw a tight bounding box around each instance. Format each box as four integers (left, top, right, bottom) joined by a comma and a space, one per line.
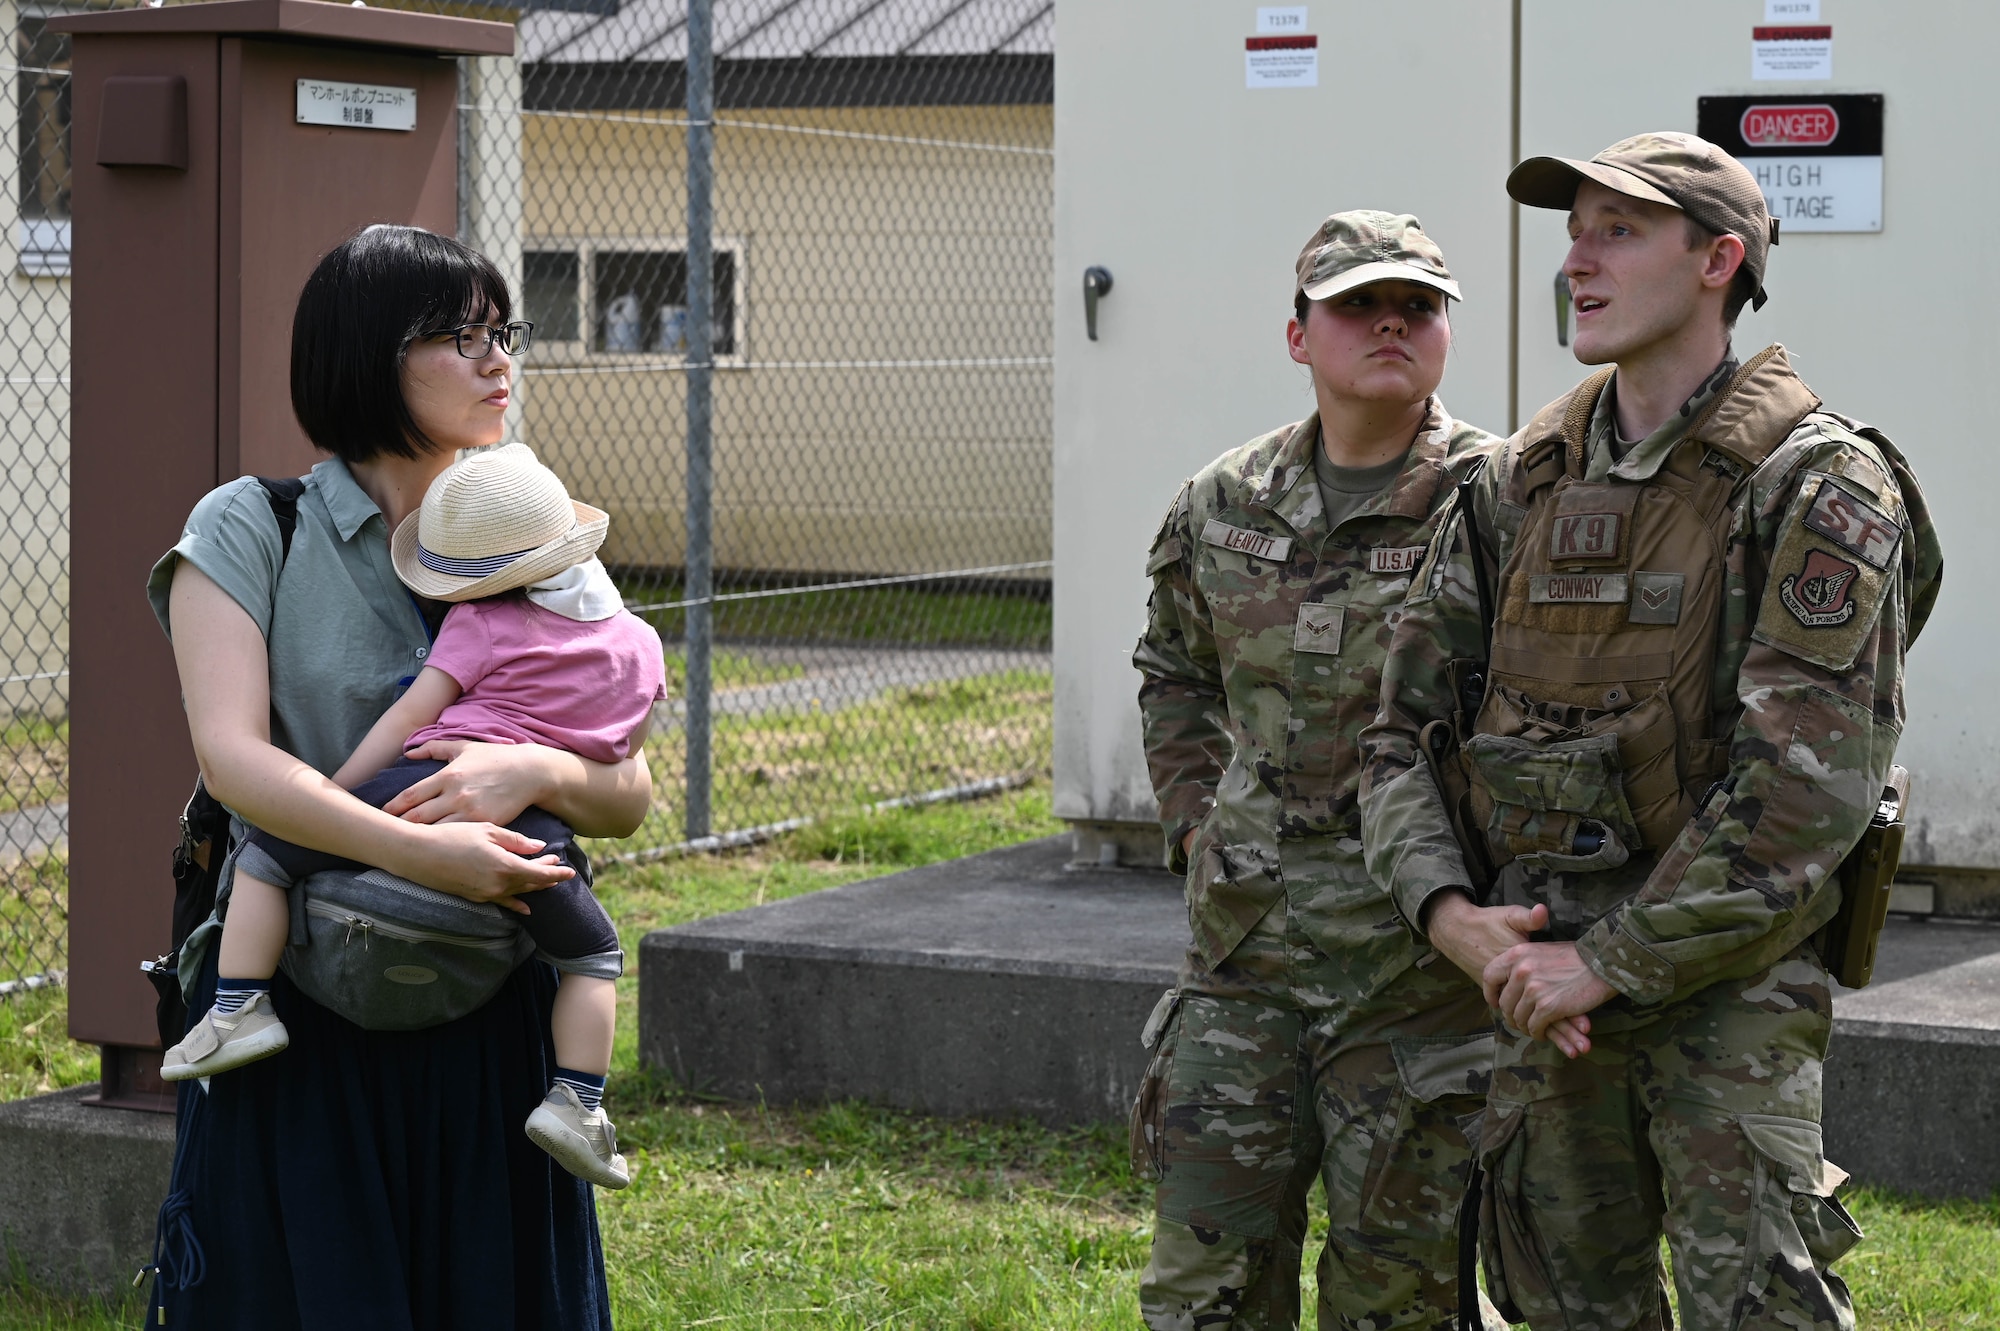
1462, 346, 1820, 873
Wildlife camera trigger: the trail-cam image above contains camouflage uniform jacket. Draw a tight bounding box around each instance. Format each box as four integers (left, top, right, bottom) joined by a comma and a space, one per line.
1360, 347, 1944, 1007
1134, 399, 1499, 961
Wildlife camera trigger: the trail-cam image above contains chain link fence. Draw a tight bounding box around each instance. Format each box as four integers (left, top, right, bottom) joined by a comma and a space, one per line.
0, 0, 1053, 989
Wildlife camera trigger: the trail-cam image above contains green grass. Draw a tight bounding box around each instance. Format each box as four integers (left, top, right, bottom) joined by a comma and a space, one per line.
619, 575, 1051, 651
0, 714, 65, 814
6, 783, 1997, 1328
0, 852, 67, 993
0, 981, 89, 1103
622, 668, 1053, 850
660, 646, 805, 699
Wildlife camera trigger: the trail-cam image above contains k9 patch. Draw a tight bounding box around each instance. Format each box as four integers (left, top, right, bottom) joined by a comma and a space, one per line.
1549, 512, 1622, 561
1755, 471, 1895, 671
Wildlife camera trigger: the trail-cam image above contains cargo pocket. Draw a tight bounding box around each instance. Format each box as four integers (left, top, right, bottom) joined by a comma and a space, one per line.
1475, 1102, 1556, 1326
1128, 988, 1181, 1182
1354, 1033, 1496, 1239
1464, 731, 1643, 872
1739, 1115, 1864, 1316
1186, 841, 1284, 970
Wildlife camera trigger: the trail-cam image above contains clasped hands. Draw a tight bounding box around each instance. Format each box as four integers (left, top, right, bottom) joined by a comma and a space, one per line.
1425, 891, 1617, 1059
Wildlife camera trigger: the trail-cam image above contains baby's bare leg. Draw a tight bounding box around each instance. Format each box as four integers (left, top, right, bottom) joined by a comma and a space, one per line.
550, 975, 616, 1077
216, 874, 291, 980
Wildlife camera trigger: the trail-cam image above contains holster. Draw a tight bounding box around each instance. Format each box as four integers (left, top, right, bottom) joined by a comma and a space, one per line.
1818, 764, 1910, 989
1419, 657, 1496, 898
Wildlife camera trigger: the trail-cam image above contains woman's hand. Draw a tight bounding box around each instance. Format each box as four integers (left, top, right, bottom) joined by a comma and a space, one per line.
398, 820, 573, 914
388, 739, 545, 826
392, 736, 652, 839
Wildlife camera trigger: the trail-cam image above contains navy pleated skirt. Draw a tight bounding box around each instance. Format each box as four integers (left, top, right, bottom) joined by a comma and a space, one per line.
150, 951, 613, 1330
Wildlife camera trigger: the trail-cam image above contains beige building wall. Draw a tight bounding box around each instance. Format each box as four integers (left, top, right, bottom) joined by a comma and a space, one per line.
520, 103, 1053, 577
0, 0, 73, 720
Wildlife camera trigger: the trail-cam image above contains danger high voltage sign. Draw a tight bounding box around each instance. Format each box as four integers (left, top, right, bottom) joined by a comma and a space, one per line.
1698, 93, 1883, 233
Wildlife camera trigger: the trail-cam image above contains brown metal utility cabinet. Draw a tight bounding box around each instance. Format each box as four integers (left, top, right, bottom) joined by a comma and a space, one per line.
56, 0, 513, 1109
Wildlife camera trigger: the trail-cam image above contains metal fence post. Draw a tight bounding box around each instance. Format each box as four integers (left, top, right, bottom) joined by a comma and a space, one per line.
683, 0, 715, 840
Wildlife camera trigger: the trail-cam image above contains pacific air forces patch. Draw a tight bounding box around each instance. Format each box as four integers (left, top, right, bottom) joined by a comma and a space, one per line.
1755, 469, 1903, 670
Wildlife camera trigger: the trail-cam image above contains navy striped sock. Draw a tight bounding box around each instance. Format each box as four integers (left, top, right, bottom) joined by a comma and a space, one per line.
553, 1068, 605, 1112
213, 978, 267, 1016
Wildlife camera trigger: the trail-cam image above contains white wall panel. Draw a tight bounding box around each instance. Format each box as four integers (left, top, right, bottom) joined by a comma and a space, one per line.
1519, 0, 2000, 868
1054, 0, 1514, 830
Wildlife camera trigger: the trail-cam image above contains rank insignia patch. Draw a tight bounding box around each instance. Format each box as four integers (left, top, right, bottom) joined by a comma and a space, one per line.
1780, 550, 1860, 626
1293, 602, 1344, 654
1803, 478, 1901, 570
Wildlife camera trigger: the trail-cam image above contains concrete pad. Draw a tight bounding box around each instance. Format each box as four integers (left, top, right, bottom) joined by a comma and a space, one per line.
640, 842, 2000, 1194
1827, 917, 2000, 1198
641, 835, 1182, 1123
0, 1084, 173, 1295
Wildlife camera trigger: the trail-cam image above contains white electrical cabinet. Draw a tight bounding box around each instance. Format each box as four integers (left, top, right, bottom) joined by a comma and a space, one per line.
1053, 0, 1514, 841
1057, 0, 2000, 875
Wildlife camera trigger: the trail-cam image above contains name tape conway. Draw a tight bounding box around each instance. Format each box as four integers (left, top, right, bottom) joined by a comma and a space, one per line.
1245, 34, 1317, 89
297, 79, 417, 132
1528, 574, 1630, 605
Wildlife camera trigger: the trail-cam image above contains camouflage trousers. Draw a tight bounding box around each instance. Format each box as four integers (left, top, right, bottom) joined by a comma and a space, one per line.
1476, 943, 1861, 1331
1130, 835, 1496, 1330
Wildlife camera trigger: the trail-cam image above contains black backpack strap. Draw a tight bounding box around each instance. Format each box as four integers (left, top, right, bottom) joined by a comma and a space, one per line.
254, 476, 307, 566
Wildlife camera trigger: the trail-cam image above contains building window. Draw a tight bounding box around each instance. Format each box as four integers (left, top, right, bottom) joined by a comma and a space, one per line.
16, 11, 72, 276
522, 249, 580, 342
523, 240, 741, 361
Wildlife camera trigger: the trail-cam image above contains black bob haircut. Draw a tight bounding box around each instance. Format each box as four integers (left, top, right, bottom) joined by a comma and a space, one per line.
291, 225, 512, 464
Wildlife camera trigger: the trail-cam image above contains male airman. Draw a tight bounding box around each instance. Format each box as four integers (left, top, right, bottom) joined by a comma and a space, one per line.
1360, 133, 1943, 1329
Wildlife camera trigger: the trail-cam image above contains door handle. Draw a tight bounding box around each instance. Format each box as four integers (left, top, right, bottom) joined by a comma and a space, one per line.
1083, 266, 1113, 341
1554, 268, 1570, 347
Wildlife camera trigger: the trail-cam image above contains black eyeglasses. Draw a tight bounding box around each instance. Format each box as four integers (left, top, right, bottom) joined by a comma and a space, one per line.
418, 321, 534, 358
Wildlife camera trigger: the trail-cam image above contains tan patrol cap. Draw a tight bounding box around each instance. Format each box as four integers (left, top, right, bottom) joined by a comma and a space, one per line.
1295, 210, 1462, 305
1507, 131, 1776, 311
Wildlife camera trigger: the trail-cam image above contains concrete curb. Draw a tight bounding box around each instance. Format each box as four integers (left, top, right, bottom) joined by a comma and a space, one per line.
0, 1084, 172, 1295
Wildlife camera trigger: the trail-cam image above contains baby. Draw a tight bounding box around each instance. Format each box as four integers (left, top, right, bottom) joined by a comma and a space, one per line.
161, 444, 665, 1190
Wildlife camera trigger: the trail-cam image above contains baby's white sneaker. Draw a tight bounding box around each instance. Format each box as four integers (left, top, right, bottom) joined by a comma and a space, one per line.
526, 1082, 631, 1189
160, 994, 290, 1081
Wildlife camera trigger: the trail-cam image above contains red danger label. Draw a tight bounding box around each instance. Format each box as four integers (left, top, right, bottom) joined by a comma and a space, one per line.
1246, 35, 1317, 50
1740, 103, 1839, 148
1753, 25, 1832, 40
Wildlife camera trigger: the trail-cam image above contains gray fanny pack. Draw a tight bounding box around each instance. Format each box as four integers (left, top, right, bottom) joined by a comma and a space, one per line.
279, 865, 540, 1031
180, 839, 566, 1031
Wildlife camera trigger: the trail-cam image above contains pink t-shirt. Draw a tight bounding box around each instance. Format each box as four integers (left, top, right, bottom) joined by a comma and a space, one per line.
406, 598, 666, 764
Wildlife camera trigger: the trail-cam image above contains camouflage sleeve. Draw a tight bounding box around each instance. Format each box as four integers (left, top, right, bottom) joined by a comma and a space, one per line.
1578, 433, 1944, 1005
1358, 458, 1501, 933
1132, 480, 1227, 874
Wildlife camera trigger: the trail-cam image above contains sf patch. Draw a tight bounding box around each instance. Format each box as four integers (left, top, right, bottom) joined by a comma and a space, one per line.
1804, 478, 1901, 570
1755, 467, 1900, 671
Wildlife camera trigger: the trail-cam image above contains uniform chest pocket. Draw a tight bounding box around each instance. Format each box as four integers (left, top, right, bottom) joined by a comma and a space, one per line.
1463, 732, 1641, 873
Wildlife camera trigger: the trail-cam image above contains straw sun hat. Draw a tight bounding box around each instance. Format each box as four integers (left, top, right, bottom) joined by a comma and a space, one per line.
390, 443, 608, 602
